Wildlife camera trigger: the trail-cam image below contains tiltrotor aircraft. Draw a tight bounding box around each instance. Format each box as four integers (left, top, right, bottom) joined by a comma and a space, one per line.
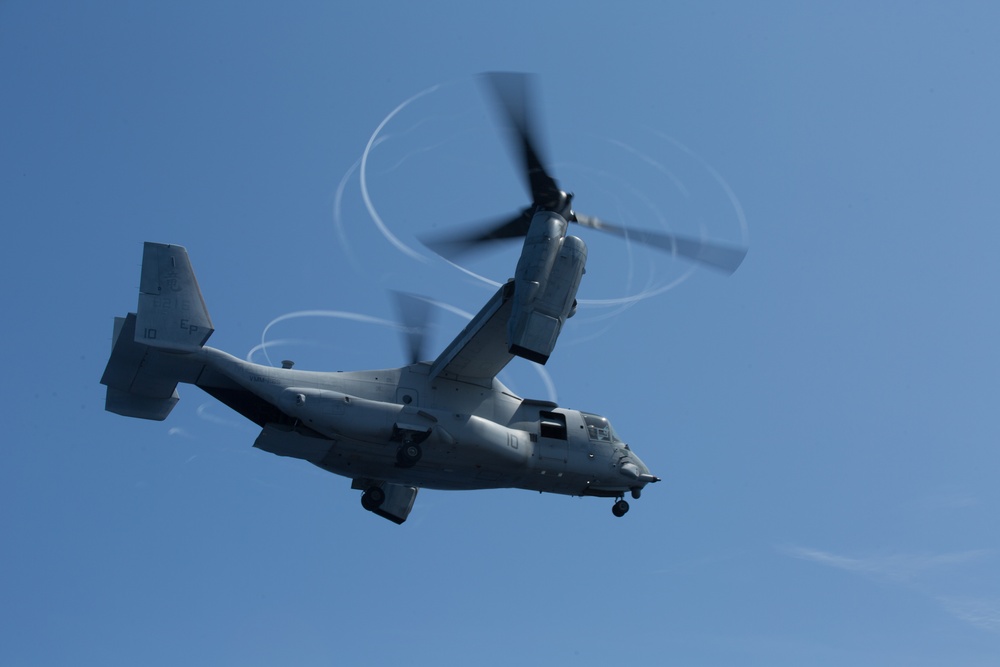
101, 73, 745, 524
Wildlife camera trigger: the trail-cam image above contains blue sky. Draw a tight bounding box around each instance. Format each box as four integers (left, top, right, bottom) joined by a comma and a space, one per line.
3, 2, 999, 665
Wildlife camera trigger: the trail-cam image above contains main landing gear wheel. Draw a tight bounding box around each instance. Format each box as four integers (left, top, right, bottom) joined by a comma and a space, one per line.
396, 442, 422, 468
361, 486, 386, 511
612, 499, 630, 517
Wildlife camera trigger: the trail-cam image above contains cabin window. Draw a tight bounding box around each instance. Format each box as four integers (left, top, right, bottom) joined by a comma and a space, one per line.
539, 410, 567, 440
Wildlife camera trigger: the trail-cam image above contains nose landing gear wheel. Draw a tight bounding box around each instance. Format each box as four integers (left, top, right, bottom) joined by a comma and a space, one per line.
361, 486, 386, 511
396, 442, 422, 468
612, 499, 630, 517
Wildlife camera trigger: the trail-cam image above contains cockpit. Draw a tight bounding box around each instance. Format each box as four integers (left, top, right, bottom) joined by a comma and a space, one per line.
581, 412, 623, 444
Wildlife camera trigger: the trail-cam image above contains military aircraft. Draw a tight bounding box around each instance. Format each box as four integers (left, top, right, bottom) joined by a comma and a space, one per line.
101, 73, 746, 524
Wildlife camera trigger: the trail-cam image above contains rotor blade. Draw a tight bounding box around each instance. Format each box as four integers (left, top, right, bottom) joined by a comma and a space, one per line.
392, 291, 434, 364
421, 209, 533, 259
574, 214, 748, 274
481, 72, 561, 204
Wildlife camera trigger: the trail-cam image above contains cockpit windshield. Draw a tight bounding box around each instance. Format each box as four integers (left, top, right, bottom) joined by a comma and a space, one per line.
582, 412, 622, 443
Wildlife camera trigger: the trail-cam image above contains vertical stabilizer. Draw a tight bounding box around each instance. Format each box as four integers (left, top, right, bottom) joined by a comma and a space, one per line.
135, 242, 214, 351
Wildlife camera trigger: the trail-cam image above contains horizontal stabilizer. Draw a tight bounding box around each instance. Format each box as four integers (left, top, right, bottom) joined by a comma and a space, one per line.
105, 386, 179, 421
101, 314, 183, 420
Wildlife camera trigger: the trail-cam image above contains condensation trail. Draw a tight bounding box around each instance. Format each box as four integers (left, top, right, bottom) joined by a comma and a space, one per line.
535, 364, 558, 403
572, 132, 748, 308
654, 133, 751, 246
258, 310, 401, 367
246, 337, 329, 363
357, 87, 747, 310
356, 79, 512, 290
332, 156, 360, 262
252, 303, 558, 401
559, 154, 697, 308
306, 91, 752, 398
332, 145, 384, 275
359, 85, 442, 263
342, 114, 465, 261
195, 402, 254, 432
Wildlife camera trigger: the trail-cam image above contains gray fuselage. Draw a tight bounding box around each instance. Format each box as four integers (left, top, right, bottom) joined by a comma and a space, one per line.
194, 346, 655, 498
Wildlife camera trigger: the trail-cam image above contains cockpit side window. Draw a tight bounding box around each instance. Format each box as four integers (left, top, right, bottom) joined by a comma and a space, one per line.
583, 413, 619, 443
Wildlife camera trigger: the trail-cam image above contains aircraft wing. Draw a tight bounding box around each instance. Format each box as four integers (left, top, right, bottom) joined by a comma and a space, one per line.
428, 281, 516, 386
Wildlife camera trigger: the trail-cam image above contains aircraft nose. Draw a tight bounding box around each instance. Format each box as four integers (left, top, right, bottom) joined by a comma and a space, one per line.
619, 459, 660, 485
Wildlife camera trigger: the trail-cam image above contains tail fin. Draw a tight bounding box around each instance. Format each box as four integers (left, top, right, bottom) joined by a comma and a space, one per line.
100, 243, 213, 420
135, 242, 213, 352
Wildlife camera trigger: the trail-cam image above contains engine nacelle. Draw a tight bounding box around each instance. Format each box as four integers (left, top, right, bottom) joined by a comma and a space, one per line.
508, 212, 588, 364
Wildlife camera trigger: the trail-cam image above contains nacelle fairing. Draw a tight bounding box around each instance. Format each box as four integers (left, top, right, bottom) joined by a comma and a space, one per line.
508, 211, 588, 364
279, 387, 407, 443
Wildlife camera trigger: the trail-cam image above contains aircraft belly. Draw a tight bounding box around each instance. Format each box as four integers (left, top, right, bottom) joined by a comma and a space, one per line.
520, 463, 591, 496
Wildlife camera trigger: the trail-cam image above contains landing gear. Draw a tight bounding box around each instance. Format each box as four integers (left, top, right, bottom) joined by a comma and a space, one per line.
392, 427, 427, 468
396, 441, 422, 468
361, 486, 386, 511
612, 498, 630, 517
